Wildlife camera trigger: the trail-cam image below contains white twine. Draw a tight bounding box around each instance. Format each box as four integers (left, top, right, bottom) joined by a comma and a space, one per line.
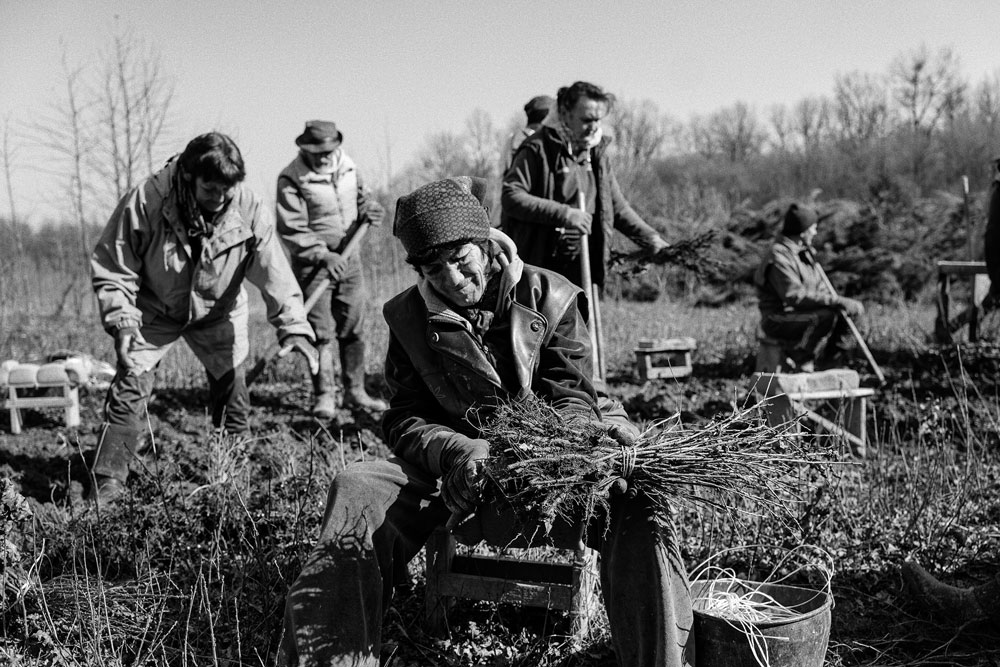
619, 445, 637, 479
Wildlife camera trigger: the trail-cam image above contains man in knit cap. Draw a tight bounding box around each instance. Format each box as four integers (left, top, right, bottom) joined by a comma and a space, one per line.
276, 120, 388, 418
501, 81, 670, 290
280, 177, 694, 667
504, 94, 554, 170
754, 202, 865, 371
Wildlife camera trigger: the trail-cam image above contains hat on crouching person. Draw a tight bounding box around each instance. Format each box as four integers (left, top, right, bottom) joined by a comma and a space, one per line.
393, 177, 490, 262
782, 203, 818, 236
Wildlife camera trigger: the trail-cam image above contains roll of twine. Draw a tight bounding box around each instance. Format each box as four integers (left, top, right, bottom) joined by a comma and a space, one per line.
620, 445, 637, 479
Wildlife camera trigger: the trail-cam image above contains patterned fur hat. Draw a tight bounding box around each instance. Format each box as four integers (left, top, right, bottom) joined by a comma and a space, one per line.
393, 177, 490, 260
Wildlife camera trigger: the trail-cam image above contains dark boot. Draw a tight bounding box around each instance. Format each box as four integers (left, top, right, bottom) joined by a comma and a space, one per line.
902, 559, 992, 625
87, 422, 141, 503
312, 343, 338, 420
340, 338, 387, 413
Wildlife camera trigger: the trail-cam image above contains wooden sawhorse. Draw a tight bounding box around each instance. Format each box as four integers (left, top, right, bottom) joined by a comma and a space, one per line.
751, 369, 875, 457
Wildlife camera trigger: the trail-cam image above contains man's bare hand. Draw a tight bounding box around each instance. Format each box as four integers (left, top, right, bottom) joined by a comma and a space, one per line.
114, 326, 146, 375
565, 208, 593, 234
837, 296, 865, 318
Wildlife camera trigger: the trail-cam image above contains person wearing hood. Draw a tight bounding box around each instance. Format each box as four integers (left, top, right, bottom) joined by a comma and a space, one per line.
280, 177, 694, 667
504, 94, 554, 170
276, 120, 389, 418
89, 132, 317, 504
754, 202, 865, 371
501, 81, 670, 290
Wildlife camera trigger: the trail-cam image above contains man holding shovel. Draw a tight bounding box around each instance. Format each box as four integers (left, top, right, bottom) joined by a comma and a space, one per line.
276, 120, 388, 418
501, 81, 670, 291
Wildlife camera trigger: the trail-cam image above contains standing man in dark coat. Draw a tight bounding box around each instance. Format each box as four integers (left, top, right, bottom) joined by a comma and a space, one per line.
983, 156, 1000, 309
501, 81, 669, 290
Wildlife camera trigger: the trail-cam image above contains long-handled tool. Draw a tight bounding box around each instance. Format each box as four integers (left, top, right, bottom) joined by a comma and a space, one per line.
246, 219, 372, 385
808, 248, 885, 385
577, 192, 605, 381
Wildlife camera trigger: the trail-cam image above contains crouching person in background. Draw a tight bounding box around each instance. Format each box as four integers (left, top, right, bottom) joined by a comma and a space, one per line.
754, 202, 865, 372
88, 132, 317, 504
280, 176, 694, 667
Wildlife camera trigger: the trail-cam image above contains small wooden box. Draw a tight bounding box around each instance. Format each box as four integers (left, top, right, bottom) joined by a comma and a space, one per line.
634, 337, 696, 381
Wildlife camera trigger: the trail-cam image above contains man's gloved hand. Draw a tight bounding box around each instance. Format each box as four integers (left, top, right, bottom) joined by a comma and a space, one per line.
278, 334, 319, 375
323, 251, 349, 282
362, 201, 386, 227
565, 208, 593, 234
837, 296, 865, 318
114, 324, 146, 375
441, 438, 490, 517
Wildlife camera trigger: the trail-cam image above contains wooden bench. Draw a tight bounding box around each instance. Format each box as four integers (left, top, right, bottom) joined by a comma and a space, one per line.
750, 369, 875, 457
934, 260, 991, 343
634, 337, 696, 380
424, 527, 599, 643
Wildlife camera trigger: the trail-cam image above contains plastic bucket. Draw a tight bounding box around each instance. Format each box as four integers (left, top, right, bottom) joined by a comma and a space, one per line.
691, 579, 832, 667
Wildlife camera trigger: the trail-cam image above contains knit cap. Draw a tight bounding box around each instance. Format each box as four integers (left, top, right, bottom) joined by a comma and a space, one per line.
394, 177, 490, 260
781, 203, 818, 236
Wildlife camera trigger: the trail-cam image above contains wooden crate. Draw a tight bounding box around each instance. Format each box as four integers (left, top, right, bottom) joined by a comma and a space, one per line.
634, 337, 696, 381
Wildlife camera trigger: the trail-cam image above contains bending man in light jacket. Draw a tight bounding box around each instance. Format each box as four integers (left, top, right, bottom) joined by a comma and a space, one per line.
89, 132, 317, 504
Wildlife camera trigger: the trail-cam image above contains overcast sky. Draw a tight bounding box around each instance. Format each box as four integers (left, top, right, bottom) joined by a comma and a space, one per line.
2, 0, 999, 224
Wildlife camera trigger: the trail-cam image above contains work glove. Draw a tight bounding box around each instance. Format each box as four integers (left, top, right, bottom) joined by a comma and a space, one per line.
114, 324, 146, 375
553, 226, 583, 262
441, 437, 490, 518
322, 251, 349, 282
278, 334, 319, 375
564, 207, 593, 235
362, 201, 386, 227
836, 296, 865, 318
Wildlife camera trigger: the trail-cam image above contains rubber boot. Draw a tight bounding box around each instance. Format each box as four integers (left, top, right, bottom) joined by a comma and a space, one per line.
902, 559, 994, 625
340, 338, 387, 412
86, 422, 141, 504
312, 343, 338, 420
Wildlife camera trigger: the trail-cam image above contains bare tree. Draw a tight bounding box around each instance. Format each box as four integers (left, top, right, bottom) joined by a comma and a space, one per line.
1, 115, 23, 254
92, 29, 175, 205
463, 108, 500, 181
708, 102, 767, 162
793, 96, 831, 151
890, 44, 966, 136
832, 71, 890, 150
609, 99, 674, 187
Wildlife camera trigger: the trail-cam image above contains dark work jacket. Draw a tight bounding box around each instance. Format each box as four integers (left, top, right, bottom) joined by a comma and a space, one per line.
500, 124, 662, 288
754, 235, 839, 317
985, 174, 1000, 291
382, 262, 601, 477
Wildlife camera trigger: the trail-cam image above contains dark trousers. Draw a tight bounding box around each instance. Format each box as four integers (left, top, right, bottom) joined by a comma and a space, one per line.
302, 258, 369, 391
94, 363, 250, 482
280, 457, 694, 667
762, 307, 849, 363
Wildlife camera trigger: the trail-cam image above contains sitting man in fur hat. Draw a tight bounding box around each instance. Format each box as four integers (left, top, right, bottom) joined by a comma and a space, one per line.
754, 202, 865, 371
280, 177, 694, 667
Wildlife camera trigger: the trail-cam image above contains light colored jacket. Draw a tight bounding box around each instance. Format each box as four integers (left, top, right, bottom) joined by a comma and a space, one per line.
91, 159, 312, 343
276, 150, 372, 273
